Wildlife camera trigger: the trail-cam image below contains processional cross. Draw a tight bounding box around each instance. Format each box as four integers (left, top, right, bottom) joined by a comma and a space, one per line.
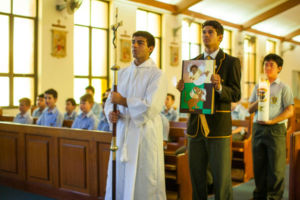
110, 8, 122, 200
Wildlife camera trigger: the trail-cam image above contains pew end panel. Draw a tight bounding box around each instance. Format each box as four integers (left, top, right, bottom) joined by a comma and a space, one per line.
231, 113, 254, 182
289, 131, 300, 200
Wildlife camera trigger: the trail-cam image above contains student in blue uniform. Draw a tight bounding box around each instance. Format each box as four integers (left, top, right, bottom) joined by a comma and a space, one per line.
161, 93, 178, 121
85, 85, 102, 118
36, 89, 64, 127
72, 94, 98, 130
64, 98, 77, 120
97, 97, 110, 131
249, 54, 294, 200
14, 97, 33, 124
32, 94, 46, 118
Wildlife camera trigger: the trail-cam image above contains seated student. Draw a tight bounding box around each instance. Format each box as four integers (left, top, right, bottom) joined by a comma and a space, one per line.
231, 101, 250, 141
37, 89, 63, 127
97, 97, 110, 131
161, 93, 179, 121
72, 94, 98, 130
32, 94, 46, 118
14, 97, 33, 124
64, 98, 77, 120
85, 85, 102, 118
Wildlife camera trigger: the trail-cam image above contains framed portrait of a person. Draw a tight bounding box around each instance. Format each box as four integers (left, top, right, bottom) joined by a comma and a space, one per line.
180, 60, 215, 114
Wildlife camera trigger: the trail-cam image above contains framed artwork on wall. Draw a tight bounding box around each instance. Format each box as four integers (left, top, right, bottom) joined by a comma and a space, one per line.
170, 45, 179, 66
120, 39, 131, 62
51, 29, 67, 58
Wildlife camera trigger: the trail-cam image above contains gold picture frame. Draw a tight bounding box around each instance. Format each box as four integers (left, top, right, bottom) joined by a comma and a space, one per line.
51, 29, 67, 58
120, 39, 131, 62
170, 46, 179, 66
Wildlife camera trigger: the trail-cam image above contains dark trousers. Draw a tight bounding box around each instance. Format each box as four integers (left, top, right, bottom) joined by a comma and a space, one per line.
188, 135, 232, 200
252, 123, 286, 200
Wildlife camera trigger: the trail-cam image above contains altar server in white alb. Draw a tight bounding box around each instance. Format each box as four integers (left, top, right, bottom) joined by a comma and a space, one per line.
105, 31, 167, 200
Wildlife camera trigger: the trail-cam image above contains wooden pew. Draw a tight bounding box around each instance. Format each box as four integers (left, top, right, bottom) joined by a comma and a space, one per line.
0, 121, 111, 200
286, 108, 296, 163
0, 115, 14, 122
295, 107, 300, 132
231, 114, 254, 182
0, 115, 73, 128
289, 131, 300, 200
63, 119, 73, 128
165, 121, 192, 200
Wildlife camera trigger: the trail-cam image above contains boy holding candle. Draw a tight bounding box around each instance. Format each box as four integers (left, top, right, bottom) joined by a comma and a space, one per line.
248, 53, 294, 200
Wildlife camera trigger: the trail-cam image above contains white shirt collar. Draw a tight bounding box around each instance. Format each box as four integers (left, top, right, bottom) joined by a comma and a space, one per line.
131, 58, 156, 68
204, 49, 220, 59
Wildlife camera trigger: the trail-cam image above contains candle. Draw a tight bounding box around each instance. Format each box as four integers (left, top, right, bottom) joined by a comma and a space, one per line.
257, 77, 270, 121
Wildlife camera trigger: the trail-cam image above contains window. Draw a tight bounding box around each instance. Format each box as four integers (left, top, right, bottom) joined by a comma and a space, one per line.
74, 0, 109, 103
266, 40, 276, 54
243, 35, 256, 99
136, 9, 162, 68
0, 0, 37, 107
220, 29, 232, 55
181, 20, 201, 60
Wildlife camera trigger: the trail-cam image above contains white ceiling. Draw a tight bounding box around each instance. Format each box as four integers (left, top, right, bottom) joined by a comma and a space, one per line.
155, 0, 300, 42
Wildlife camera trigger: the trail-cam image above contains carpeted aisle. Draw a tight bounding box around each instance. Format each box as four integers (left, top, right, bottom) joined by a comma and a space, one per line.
0, 185, 55, 200
208, 165, 289, 200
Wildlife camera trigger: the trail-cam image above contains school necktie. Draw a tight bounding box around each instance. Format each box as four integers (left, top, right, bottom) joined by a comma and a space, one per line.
206, 55, 212, 60
198, 55, 211, 137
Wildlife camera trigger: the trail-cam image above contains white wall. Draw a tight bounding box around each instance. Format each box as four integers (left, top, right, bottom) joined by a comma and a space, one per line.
38, 0, 74, 112
281, 43, 300, 88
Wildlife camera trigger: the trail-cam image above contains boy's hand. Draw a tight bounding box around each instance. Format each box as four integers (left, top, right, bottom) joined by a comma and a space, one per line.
211, 74, 221, 90
111, 92, 127, 106
109, 110, 120, 123
257, 120, 274, 125
176, 80, 184, 92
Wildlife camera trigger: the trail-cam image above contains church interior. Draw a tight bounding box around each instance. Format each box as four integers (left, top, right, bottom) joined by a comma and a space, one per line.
0, 0, 300, 199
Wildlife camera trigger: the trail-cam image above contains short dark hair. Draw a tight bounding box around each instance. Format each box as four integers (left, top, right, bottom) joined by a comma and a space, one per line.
263, 53, 283, 68
102, 97, 107, 103
19, 98, 31, 107
45, 88, 58, 99
167, 93, 175, 101
202, 20, 224, 36
85, 86, 95, 94
38, 94, 44, 98
80, 93, 94, 104
191, 65, 198, 70
132, 31, 155, 47
66, 98, 76, 106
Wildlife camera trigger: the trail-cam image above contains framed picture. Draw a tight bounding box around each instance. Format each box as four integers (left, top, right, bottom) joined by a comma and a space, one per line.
170, 46, 179, 66
180, 60, 215, 114
120, 39, 131, 62
51, 29, 67, 58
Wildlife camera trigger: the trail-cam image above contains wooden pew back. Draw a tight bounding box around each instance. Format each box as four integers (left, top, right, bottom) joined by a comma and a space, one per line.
0, 122, 111, 199
289, 131, 300, 200
231, 114, 254, 182
232, 114, 254, 140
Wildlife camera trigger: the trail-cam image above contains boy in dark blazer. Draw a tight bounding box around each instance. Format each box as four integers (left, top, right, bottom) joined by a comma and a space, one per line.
177, 20, 241, 200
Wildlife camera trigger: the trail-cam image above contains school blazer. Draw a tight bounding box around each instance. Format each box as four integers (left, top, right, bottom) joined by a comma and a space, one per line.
187, 49, 241, 137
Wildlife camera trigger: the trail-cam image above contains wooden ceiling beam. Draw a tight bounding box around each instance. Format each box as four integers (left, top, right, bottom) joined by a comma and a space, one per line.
174, 0, 202, 14
127, 0, 177, 13
183, 10, 243, 29
242, 0, 300, 30
284, 28, 300, 40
